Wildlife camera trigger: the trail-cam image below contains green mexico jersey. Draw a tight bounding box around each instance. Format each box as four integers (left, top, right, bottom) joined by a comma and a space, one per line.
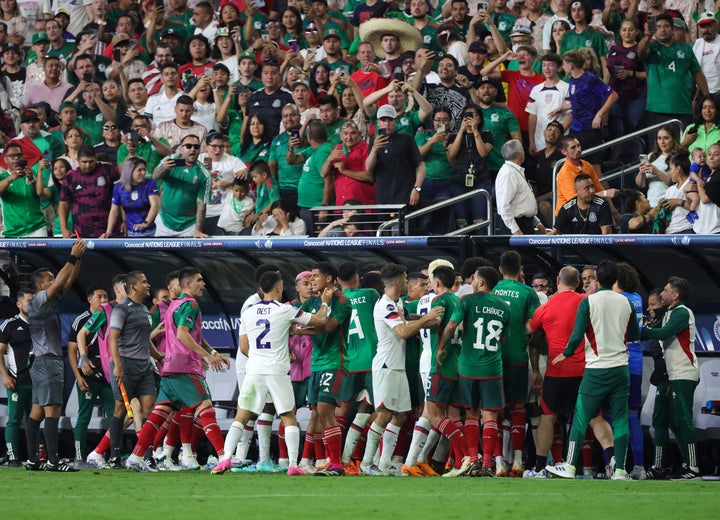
431, 292, 460, 379
371, 110, 422, 136
414, 132, 452, 181
481, 105, 520, 172
158, 161, 211, 231
560, 29, 608, 58
493, 279, 540, 365
452, 292, 509, 379
403, 298, 421, 376
0, 173, 47, 238
301, 291, 351, 371
644, 41, 700, 116
269, 133, 306, 190
297, 143, 333, 209
343, 287, 380, 372
325, 120, 344, 148
173, 296, 199, 329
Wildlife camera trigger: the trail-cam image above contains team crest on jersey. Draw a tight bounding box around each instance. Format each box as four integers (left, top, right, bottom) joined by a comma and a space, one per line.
491, 113, 499, 122
97, 177, 106, 186
424, 35, 431, 44
544, 93, 553, 103
589, 211, 597, 223
400, 117, 409, 126
273, 99, 282, 108
627, 52, 636, 59
387, 303, 395, 312
677, 50, 685, 59
570, 84, 575, 95
585, 40, 592, 47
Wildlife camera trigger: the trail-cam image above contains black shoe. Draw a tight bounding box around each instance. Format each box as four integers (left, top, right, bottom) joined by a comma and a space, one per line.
314, 465, 345, 476
646, 466, 670, 480
430, 459, 446, 476
25, 459, 47, 471
46, 460, 79, 472
7, 459, 22, 467
466, 460, 484, 477
146, 457, 158, 470
671, 466, 702, 481
108, 456, 124, 470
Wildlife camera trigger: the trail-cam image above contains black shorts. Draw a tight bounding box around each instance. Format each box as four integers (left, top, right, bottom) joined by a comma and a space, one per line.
540, 375, 582, 416
111, 357, 157, 401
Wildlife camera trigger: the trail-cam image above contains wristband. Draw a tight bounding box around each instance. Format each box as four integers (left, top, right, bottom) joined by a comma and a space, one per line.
67, 254, 78, 265
210, 349, 218, 356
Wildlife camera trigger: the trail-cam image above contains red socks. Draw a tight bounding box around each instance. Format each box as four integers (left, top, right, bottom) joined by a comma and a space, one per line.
464, 418, 480, 459
511, 410, 526, 451
482, 420, 498, 468
132, 408, 170, 456
323, 426, 343, 466
198, 406, 224, 457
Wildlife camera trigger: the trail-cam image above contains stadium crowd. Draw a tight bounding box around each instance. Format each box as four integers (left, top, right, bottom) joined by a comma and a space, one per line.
0, 0, 719, 237
0, 241, 705, 480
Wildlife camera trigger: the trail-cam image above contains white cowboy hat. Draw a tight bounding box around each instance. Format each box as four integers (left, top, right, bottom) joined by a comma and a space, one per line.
359, 18, 423, 59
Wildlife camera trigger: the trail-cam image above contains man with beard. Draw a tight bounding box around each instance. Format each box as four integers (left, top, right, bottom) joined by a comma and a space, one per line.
417, 55, 471, 132
476, 77, 521, 178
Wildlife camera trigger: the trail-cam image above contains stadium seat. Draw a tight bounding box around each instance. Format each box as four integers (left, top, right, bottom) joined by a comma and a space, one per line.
695, 359, 720, 439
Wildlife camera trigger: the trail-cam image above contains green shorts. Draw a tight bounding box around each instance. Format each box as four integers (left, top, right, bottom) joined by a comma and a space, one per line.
292, 379, 309, 409
503, 363, 529, 405
156, 373, 211, 409
307, 369, 344, 408
426, 372, 460, 407
457, 375, 504, 411
340, 371, 374, 404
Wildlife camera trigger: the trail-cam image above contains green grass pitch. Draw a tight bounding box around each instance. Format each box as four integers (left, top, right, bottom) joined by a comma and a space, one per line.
1, 468, 716, 519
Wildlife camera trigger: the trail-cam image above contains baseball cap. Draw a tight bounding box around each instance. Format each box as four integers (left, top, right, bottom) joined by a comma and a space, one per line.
468, 41, 488, 53
323, 28, 341, 40
509, 25, 532, 38
215, 26, 230, 39
476, 76, 500, 88
295, 271, 313, 282
696, 12, 717, 25
376, 104, 397, 119
238, 51, 256, 61
161, 27, 180, 39
546, 120, 565, 132
2, 42, 20, 54
59, 101, 79, 112
21, 110, 40, 123
673, 17, 687, 29
54, 7, 69, 17
32, 32, 50, 45
111, 33, 130, 46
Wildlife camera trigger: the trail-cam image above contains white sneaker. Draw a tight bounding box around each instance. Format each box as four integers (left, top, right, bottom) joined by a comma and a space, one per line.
522, 468, 547, 479
611, 468, 632, 481
298, 461, 317, 474
360, 463, 382, 476
181, 454, 201, 471
381, 464, 403, 476
629, 465, 647, 480
495, 461, 508, 477
157, 457, 182, 471
86, 451, 110, 469
546, 462, 576, 479
126, 456, 158, 473
605, 456, 616, 479
443, 456, 472, 478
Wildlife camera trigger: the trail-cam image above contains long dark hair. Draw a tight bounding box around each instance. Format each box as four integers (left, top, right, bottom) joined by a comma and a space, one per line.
241, 113, 272, 153
309, 62, 331, 95
690, 93, 720, 129
282, 7, 304, 38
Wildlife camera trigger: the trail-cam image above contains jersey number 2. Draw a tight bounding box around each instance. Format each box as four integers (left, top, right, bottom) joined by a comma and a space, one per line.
256, 319, 271, 349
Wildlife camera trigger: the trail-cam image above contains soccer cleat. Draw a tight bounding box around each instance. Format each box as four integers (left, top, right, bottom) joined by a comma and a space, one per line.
467, 460, 484, 477
45, 460, 79, 472
287, 465, 307, 476
629, 465, 647, 480
157, 457, 182, 472
380, 464, 403, 476
510, 461, 524, 478
25, 459, 46, 471
108, 456, 124, 470
344, 461, 360, 476
181, 455, 201, 471
359, 463, 382, 476
480, 466, 497, 477
7, 459, 22, 467
430, 459, 446, 476
315, 460, 330, 472
204, 455, 219, 470
606, 456, 616, 479
522, 468, 547, 479
611, 468, 632, 481
495, 461, 508, 478
583, 467, 595, 480
401, 464, 424, 477
546, 462, 576, 479
671, 466, 702, 481
298, 461, 316, 474
646, 466, 670, 480
126, 456, 159, 473
86, 451, 110, 469
256, 460, 280, 473
314, 463, 345, 476
416, 461, 440, 476
443, 456, 472, 478
211, 458, 233, 475
277, 459, 290, 471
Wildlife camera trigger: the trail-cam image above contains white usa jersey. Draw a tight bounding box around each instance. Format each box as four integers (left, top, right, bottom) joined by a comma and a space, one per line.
239, 300, 312, 375
417, 291, 434, 373
373, 294, 406, 370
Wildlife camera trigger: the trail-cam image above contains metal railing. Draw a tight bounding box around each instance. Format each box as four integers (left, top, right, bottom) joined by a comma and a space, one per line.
309, 204, 406, 236
375, 189, 493, 236
551, 119, 683, 224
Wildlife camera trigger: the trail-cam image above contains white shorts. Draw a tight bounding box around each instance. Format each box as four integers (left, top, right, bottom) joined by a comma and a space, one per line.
238, 373, 292, 415
372, 368, 411, 413
420, 371, 431, 399
155, 214, 196, 237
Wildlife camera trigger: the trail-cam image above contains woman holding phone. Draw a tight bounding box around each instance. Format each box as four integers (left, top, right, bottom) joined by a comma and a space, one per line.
101, 157, 159, 238
635, 124, 680, 206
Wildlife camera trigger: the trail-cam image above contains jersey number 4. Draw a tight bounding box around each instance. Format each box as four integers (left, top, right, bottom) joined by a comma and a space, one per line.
472, 317, 503, 351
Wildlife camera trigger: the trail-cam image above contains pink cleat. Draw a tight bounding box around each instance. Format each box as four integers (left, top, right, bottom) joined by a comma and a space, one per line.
211, 458, 233, 475
287, 466, 307, 476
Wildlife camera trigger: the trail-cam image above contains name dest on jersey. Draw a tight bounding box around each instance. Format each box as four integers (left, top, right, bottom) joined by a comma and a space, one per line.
478, 306, 505, 318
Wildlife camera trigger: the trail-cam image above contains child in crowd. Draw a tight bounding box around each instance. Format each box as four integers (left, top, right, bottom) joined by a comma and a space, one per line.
218, 178, 254, 235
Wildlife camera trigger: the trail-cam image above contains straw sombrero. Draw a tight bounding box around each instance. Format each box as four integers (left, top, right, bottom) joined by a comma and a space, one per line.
359, 18, 423, 59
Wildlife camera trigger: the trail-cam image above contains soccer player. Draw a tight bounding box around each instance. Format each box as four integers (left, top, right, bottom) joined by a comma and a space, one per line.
212, 271, 332, 475
25, 239, 86, 472
492, 251, 541, 476
525, 266, 614, 479
360, 263, 443, 476
67, 284, 113, 464
0, 289, 35, 466
546, 260, 640, 480
126, 267, 231, 472
440, 266, 510, 477
336, 262, 380, 475
297, 262, 352, 476
640, 277, 701, 480
108, 271, 164, 467
403, 265, 471, 478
